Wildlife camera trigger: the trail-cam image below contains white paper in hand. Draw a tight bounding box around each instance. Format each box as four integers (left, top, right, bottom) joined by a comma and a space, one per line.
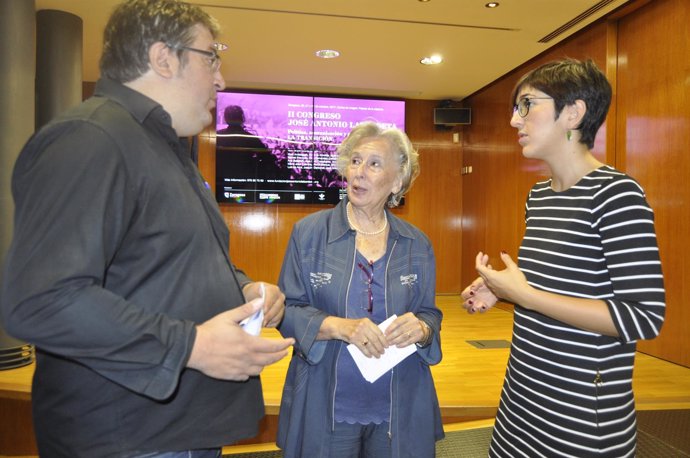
346, 314, 417, 383
240, 283, 264, 336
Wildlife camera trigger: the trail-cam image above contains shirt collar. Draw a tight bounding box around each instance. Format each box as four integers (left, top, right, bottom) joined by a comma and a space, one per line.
94, 78, 172, 127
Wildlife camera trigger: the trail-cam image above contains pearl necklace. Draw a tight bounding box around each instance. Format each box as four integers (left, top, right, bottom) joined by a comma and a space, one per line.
346, 202, 388, 236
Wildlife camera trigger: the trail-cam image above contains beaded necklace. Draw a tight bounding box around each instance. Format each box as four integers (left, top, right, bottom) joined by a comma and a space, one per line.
346, 202, 388, 236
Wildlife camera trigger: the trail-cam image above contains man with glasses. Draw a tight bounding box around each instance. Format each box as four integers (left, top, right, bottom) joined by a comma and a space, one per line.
0, 1, 293, 457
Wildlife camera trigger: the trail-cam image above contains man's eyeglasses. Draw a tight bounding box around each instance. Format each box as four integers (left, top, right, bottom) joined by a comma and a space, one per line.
357, 260, 374, 314
168, 42, 227, 72
513, 97, 553, 118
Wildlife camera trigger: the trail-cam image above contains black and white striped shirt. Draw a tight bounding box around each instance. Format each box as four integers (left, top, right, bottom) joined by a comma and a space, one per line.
490, 166, 665, 457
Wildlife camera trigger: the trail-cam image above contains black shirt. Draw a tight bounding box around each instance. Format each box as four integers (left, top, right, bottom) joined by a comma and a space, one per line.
1, 79, 263, 457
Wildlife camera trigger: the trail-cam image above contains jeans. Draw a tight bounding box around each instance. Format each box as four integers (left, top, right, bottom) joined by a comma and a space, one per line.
130, 448, 221, 458
328, 421, 391, 458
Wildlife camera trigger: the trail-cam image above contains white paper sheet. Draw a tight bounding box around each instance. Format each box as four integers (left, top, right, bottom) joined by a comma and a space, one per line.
240, 283, 264, 336
346, 314, 417, 383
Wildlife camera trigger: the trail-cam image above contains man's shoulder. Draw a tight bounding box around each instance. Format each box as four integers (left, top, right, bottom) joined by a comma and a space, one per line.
34, 95, 132, 137
18, 96, 147, 173
65, 95, 136, 127
43, 95, 148, 149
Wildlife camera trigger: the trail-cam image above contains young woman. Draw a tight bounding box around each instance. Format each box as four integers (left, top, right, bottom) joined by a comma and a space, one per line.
462, 59, 666, 457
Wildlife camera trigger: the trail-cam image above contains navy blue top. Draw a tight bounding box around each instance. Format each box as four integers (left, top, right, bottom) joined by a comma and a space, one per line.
335, 251, 392, 424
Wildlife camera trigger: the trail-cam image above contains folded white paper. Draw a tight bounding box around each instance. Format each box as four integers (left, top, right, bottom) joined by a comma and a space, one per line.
240, 307, 263, 336
346, 314, 417, 383
240, 283, 265, 336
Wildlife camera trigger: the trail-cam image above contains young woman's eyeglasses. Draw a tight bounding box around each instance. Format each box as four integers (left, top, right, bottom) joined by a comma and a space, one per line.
357, 260, 374, 314
168, 42, 227, 72
513, 97, 553, 118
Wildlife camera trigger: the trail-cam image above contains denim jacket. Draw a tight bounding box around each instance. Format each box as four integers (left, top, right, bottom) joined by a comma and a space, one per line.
277, 199, 444, 458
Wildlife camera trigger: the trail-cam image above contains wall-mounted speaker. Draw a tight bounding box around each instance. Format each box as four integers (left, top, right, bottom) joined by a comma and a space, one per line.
433, 107, 471, 126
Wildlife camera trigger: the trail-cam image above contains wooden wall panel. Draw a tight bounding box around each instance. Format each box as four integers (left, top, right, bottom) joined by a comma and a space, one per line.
197, 99, 463, 292
461, 75, 523, 291
461, 23, 608, 288
615, 0, 690, 364
460, 2, 690, 367
0, 398, 36, 455
404, 99, 463, 293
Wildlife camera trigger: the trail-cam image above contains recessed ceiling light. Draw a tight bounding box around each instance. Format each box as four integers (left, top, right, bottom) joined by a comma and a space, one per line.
420, 54, 443, 65
485, 2, 500, 7
315, 49, 340, 59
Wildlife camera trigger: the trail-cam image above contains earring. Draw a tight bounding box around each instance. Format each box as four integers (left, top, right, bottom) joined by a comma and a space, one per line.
566, 130, 572, 142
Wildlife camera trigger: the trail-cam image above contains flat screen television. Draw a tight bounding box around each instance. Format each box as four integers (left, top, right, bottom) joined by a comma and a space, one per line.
215, 91, 406, 204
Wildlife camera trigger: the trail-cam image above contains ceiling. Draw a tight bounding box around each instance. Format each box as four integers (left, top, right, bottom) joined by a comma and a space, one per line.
36, 0, 632, 101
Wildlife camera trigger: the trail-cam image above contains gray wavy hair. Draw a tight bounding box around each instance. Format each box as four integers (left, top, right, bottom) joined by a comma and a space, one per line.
336, 122, 420, 207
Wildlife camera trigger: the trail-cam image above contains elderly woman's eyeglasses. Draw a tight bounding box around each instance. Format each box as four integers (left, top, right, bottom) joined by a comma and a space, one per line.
357, 260, 374, 314
513, 97, 553, 118
168, 42, 227, 72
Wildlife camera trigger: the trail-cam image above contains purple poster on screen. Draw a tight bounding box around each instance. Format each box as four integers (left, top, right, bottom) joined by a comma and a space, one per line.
215, 92, 405, 204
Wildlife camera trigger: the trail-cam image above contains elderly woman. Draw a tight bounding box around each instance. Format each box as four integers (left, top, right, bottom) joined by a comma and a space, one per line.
276, 122, 444, 458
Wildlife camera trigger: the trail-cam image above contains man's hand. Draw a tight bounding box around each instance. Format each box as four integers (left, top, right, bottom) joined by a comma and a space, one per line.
243, 282, 285, 328
187, 298, 294, 381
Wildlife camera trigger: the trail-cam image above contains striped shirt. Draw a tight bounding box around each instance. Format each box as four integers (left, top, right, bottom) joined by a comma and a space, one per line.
490, 166, 665, 457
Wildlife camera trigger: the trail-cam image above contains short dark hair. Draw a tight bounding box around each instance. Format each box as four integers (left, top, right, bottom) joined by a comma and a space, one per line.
223, 105, 246, 126
99, 0, 220, 83
511, 59, 612, 149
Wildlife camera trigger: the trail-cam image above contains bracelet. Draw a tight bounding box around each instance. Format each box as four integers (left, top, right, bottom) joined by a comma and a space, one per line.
415, 320, 432, 348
